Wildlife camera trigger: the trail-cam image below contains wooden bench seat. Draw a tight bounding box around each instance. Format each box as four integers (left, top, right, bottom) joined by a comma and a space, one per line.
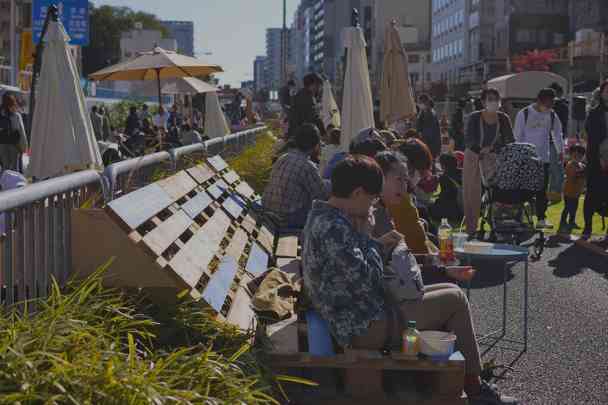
71, 155, 465, 404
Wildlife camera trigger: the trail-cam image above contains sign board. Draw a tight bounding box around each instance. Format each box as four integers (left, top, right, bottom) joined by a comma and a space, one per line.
32, 0, 89, 46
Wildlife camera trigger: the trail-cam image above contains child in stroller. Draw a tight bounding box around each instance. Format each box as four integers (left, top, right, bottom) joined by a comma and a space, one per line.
479, 143, 545, 253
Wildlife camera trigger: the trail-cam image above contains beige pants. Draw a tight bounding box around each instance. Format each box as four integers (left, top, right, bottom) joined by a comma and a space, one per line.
463, 149, 482, 235
351, 283, 482, 376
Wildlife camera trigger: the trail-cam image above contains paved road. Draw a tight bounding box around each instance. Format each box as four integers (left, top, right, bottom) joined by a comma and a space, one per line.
467, 239, 608, 404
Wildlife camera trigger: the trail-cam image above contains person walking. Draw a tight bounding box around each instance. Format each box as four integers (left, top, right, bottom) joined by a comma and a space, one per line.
288, 73, 325, 139
582, 80, 608, 239
0, 93, 28, 172
513, 88, 564, 229
463, 88, 514, 235
99, 106, 112, 141
416, 94, 441, 159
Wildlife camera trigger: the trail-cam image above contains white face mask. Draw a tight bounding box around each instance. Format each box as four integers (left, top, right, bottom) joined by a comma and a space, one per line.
485, 101, 500, 113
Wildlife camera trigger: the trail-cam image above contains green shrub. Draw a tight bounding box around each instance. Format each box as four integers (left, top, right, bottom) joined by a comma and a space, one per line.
0, 264, 279, 404
227, 132, 277, 194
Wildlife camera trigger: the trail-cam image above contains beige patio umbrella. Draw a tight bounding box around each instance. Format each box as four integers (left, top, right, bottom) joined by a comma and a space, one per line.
205, 91, 230, 139
322, 80, 341, 129
139, 77, 218, 96
88, 47, 223, 105
29, 20, 102, 179
341, 26, 374, 151
380, 21, 416, 125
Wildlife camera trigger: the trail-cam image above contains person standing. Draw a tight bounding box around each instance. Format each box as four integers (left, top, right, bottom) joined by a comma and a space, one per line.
550, 82, 569, 139
125, 106, 141, 137
450, 98, 467, 151
513, 88, 564, 228
99, 106, 112, 141
153, 106, 169, 131
582, 80, 608, 239
288, 73, 325, 139
90, 105, 104, 141
279, 79, 296, 118
139, 104, 152, 122
416, 94, 441, 159
0, 93, 28, 172
559, 144, 586, 233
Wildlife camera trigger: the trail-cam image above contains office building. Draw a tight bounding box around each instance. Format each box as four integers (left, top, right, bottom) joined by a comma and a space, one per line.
430, 0, 467, 86
0, 0, 32, 86
570, 0, 608, 34
292, 0, 313, 83
161, 20, 194, 56
120, 26, 177, 60
494, 0, 569, 59
266, 28, 284, 91
253, 55, 268, 91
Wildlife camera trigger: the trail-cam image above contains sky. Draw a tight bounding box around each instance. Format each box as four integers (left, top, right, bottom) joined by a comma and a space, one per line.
94, 0, 298, 87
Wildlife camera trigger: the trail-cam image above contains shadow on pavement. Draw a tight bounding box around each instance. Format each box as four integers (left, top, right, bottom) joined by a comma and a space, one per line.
465, 259, 516, 289
548, 244, 608, 278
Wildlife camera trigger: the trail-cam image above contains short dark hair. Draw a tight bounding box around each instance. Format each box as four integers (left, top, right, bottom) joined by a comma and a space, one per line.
303, 73, 323, 88
549, 82, 563, 95
329, 128, 341, 145
399, 138, 433, 171
129, 106, 137, 114
331, 155, 383, 198
294, 123, 321, 152
91, 105, 98, 113
419, 94, 432, 104
569, 143, 586, 156
375, 151, 407, 175
537, 88, 556, 101
350, 138, 387, 157
142, 104, 149, 110
481, 88, 501, 101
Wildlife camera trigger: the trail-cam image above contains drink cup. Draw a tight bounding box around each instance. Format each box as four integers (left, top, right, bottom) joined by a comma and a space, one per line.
453, 232, 468, 251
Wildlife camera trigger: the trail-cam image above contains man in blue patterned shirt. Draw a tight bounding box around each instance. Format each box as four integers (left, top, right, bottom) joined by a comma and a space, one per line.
302, 155, 519, 405
263, 123, 329, 228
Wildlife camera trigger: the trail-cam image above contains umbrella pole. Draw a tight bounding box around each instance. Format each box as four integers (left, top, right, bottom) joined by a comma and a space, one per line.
156, 68, 162, 107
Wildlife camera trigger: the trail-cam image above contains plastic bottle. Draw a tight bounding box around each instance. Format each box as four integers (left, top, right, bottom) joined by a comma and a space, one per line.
438, 218, 454, 264
402, 320, 421, 356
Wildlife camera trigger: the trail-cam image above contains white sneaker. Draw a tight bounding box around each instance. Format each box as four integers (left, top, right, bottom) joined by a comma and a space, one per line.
536, 220, 553, 229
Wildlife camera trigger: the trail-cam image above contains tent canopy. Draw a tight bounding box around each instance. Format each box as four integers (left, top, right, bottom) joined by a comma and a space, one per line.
487, 71, 568, 100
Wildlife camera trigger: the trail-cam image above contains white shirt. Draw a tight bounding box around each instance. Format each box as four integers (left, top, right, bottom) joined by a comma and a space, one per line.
514, 105, 564, 163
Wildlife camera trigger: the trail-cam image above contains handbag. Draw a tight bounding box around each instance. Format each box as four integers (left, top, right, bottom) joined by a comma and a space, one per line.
478, 113, 502, 186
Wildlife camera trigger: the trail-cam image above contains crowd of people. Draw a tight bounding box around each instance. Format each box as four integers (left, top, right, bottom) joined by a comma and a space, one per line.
258, 73, 608, 404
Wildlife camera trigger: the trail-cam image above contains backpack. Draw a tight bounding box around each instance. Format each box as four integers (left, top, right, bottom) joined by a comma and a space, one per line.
0, 113, 21, 145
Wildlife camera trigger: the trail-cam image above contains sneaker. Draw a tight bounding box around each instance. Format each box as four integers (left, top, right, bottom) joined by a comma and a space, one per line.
536, 219, 553, 229
469, 381, 519, 405
569, 222, 581, 230
581, 229, 592, 240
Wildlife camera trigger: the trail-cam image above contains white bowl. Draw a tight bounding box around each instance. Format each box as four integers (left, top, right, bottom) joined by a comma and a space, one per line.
463, 241, 494, 254
419, 331, 456, 357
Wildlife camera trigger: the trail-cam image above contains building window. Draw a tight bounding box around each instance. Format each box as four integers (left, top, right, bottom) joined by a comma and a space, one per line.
516, 29, 533, 43
554, 33, 565, 45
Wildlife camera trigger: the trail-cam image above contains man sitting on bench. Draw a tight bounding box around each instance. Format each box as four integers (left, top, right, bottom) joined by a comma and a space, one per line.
263, 123, 329, 228
301, 155, 518, 405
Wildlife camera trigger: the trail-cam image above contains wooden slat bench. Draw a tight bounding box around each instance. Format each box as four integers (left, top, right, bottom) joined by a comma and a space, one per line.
71, 155, 465, 404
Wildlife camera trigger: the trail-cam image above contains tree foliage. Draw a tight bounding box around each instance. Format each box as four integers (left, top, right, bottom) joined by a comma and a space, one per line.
82, 3, 168, 76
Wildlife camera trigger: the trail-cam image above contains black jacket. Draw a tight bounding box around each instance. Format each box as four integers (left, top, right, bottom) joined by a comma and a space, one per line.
554, 98, 569, 137
416, 109, 441, 158
584, 105, 608, 189
288, 88, 325, 138
125, 113, 140, 137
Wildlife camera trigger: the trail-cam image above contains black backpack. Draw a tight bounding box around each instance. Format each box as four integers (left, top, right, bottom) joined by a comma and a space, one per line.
0, 113, 21, 145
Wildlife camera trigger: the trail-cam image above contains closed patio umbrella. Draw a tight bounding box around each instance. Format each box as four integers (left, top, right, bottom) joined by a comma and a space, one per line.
88, 47, 223, 106
321, 80, 341, 129
380, 21, 416, 125
341, 26, 374, 151
29, 20, 102, 179
205, 91, 230, 139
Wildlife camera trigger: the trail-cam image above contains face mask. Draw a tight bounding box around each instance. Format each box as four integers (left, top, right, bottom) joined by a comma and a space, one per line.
485, 101, 500, 113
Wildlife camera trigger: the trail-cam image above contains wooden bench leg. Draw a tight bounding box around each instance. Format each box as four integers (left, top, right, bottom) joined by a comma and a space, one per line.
344, 369, 384, 398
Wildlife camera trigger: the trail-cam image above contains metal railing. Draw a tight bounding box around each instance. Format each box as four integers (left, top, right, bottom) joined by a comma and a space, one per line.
0, 125, 267, 306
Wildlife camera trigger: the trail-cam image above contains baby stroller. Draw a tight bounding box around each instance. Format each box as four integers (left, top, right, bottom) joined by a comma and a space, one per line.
479, 143, 546, 259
